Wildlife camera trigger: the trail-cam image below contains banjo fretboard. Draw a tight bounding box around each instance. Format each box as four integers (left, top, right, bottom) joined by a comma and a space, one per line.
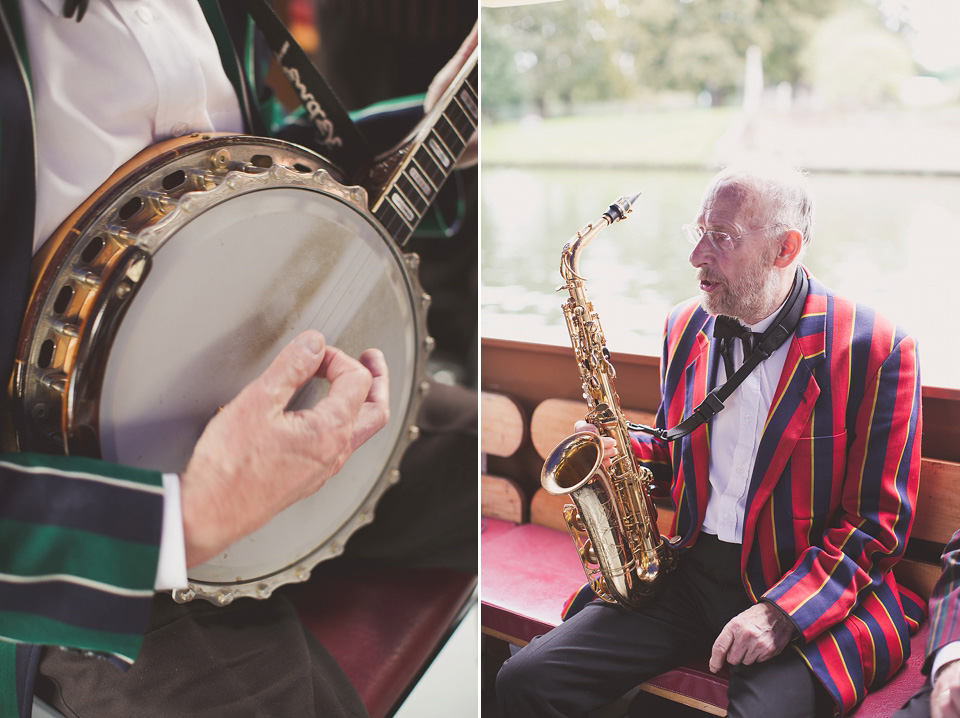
372, 59, 478, 246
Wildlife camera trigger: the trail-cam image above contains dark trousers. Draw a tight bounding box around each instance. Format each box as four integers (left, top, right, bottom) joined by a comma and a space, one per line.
38, 594, 367, 718
36, 381, 477, 718
496, 533, 833, 718
892, 682, 933, 718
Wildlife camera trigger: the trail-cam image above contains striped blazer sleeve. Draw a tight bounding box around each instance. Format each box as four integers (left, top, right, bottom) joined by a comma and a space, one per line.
926, 529, 960, 673
0, 452, 163, 665
761, 314, 922, 645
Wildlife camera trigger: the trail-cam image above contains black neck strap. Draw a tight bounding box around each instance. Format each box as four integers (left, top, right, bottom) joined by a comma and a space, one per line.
236, 0, 374, 179
629, 266, 809, 443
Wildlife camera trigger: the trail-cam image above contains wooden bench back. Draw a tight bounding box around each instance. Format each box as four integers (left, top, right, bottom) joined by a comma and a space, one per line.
481, 392, 527, 524
528, 398, 673, 531
896, 458, 960, 599
529, 398, 657, 462
481, 391, 526, 458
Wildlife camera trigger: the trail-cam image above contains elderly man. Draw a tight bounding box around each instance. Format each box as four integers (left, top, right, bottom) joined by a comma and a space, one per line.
496, 160, 923, 717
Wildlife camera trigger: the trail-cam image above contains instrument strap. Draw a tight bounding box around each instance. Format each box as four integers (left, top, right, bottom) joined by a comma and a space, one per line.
629, 266, 809, 443
0, 0, 36, 421
237, 0, 374, 179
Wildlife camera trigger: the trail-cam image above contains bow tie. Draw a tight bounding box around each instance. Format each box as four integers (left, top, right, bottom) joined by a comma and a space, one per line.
714, 315, 759, 350
63, 0, 89, 21
714, 315, 760, 377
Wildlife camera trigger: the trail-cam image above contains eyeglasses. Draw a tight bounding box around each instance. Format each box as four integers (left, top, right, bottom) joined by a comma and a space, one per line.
682, 223, 784, 253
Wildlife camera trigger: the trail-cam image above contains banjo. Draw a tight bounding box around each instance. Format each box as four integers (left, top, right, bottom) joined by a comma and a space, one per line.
10, 47, 478, 605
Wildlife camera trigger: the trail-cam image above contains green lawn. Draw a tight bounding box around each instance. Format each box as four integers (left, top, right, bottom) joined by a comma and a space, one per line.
480, 108, 740, 168
480, 105, 960, 174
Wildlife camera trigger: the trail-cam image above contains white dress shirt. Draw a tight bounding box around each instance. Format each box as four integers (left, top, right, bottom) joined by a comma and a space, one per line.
701, 305, 792, 543
934, 641, 960, 682
22, 0, 244, 252
21, 0, 246, 589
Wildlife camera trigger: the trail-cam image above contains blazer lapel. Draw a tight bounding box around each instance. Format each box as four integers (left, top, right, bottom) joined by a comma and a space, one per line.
740, 283, 829, 560
674, 316, 716, 538
0, 13, 43, 711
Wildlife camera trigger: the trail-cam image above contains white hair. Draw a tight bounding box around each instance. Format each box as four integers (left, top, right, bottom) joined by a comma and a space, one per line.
709, 158, 815, 248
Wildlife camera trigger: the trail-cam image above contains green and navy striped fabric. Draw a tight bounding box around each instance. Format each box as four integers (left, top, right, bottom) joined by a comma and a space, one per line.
0, 454, 163, 664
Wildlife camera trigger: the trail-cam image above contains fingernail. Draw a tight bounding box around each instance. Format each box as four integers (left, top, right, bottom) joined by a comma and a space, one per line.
296, 332, 324, 355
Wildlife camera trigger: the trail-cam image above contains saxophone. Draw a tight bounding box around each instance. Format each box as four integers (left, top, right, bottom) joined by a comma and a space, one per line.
541, 194, 677, 610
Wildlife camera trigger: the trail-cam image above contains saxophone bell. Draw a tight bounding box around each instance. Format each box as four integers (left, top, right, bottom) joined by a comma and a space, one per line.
542, 430, 672, 610
542, 430, 602, 496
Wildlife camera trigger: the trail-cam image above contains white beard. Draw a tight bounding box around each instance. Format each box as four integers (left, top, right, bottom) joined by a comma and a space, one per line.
699, 256, 782, 322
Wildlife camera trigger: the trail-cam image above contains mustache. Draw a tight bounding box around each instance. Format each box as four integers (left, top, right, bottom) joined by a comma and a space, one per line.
697, 269, 724, 284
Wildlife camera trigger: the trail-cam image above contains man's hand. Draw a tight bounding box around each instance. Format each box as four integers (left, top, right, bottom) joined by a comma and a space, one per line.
709, 602, 796, 673
933, 660, 960, 718
425, 21, 478, 168
574, 420, 617, 467
179, 330, 389, 567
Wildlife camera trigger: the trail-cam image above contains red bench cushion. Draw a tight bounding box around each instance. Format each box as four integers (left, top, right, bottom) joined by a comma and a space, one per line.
481, 523, 586, 642
855, 624, 928, 715
291, 562, 476, 718
481, 522, 930, 715
482, 516, 518, 544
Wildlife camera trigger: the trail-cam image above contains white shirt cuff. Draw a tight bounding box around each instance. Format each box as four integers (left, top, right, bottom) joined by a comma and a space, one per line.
933, 641, 960, 680
154, 473, 189, 591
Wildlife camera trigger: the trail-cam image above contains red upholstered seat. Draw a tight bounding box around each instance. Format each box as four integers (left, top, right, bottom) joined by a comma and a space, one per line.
481, 522, 587, 642
642, 657, 731, 713
481, 516, 518, 544
855, 624, 928, 715
481, 521, 930, 715
640, 625, 929, 715
290, 561, 476, 718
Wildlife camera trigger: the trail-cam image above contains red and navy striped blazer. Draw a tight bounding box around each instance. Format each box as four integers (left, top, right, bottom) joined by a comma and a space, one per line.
634, 268, 923, 716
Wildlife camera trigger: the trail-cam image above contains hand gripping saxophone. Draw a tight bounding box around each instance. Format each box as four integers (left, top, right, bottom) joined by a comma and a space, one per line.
541, 194, 677, 610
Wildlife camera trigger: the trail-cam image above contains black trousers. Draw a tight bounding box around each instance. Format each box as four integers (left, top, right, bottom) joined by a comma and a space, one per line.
892, 682, 933, 718
496, 533, 833, 718
37, 381, 477, 718
38, 594, 367, 718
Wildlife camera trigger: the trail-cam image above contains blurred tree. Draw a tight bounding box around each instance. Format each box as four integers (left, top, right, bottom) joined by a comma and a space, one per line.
481, 0, 628, 119
480, 16, 531, 119
481, 0, 842, 117
802, 1, 916, 108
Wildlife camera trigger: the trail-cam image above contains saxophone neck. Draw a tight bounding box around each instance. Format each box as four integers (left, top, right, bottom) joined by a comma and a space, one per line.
561, 193, 641, 282
560, 223, 603, 283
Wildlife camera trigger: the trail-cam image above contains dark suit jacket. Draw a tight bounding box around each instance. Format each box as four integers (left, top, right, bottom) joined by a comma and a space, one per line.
635, 268, 924, 716
926, 530, 960, 674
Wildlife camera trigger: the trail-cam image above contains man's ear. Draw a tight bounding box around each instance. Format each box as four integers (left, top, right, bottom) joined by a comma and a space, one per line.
773, 229, 803, 268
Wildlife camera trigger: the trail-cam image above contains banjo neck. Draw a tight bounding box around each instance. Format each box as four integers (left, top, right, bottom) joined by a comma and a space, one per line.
364, 46, 478, 247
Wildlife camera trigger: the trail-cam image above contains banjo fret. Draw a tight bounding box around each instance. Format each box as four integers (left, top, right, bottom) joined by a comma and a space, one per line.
395, 173, 430, 215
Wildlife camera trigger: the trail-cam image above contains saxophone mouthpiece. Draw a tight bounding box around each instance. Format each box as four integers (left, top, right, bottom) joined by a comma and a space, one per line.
603, 192, 642, 224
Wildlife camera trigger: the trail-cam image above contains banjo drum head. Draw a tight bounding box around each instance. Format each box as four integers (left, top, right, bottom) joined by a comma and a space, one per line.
15, 136, 430, 604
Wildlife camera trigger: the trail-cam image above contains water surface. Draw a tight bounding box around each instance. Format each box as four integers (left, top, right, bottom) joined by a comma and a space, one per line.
481, 167, 960, 389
